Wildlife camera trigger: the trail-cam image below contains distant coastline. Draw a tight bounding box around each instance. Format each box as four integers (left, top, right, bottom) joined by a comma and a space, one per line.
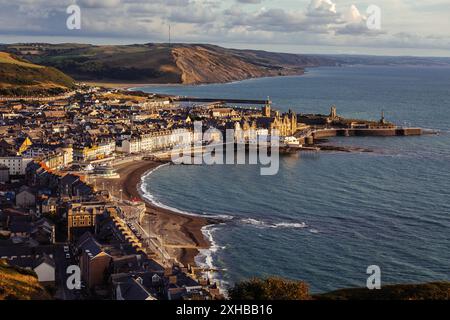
89, 72, 310, 91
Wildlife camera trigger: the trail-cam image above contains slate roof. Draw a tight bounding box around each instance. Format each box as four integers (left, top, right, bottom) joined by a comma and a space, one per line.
76, 232, 105, 258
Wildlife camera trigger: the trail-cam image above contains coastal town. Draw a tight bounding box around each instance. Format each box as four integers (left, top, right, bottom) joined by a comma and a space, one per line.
0, 84, 423, 300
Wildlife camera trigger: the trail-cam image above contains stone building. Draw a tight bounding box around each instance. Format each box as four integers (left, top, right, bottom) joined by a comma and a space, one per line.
234, 104, 299, 140
16, 186, 36, 208
270, 109, 298, 136
76, 232, 112, 289
256, 105, 298, 137
67, 201, 106, 241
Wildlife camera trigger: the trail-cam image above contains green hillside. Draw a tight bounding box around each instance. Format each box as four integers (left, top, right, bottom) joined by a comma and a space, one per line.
0, 259, 51, 300
2, 43, 181, 84
0, 43, 337, 85
0, 52, 75, 96
2, 43, 449, 86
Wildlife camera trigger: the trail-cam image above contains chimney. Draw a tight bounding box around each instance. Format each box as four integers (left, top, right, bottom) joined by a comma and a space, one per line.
164, 267, 172, 277
169, 275, 177, 285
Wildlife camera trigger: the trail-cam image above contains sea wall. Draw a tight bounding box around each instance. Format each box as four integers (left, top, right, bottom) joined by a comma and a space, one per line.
312, 128, 423, 140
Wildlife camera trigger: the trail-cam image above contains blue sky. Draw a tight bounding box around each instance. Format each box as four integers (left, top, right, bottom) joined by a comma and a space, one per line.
1, 0, 449, 56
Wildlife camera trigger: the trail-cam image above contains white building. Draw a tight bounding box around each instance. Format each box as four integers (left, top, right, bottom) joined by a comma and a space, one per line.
73, 140, 116, 162
58, 146, 74, 166
0, 156, 33, 175
122, 129, 196, 154
97, 140, 116, 157
22, 147, 50, 159
1, 254, 55, 286
33, 255, 56, 285
122, 138, 141, 154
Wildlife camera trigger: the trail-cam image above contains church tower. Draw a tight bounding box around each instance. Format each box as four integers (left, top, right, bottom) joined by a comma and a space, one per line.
380, 110, 387, 125
330, 105, 337, 119
262, 102, 271, 118
290, 110, 297, 135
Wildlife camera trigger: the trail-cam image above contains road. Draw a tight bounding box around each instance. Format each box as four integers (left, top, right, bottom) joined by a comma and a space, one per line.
54, 243, 82, 300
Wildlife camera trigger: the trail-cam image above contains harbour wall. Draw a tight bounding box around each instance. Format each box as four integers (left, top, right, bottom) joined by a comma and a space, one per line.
312, 128, 423, 140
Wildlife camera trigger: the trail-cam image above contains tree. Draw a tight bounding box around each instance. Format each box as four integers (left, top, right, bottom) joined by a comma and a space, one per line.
229, 277, 311, 300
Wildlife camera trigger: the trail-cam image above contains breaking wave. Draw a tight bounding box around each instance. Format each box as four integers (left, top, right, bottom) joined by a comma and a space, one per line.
240, 218, 308, 229
139, 164, 314, 295
195, 224, 230, 295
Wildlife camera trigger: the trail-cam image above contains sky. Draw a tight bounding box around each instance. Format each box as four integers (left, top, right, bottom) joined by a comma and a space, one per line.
0, 0, 450, 57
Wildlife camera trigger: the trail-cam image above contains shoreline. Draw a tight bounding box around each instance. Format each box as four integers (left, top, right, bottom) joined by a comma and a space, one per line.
96, 160, 220, 267
84, 71, 314, 91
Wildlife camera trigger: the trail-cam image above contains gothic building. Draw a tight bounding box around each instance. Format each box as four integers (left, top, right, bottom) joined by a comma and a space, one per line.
233, 104, 299, 140
257, 104, 298, 136
269, 109, 298, 136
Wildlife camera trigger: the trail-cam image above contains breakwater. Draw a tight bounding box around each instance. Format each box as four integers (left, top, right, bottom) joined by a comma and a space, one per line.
310, 127, 423, 140
176, 97, 269, 105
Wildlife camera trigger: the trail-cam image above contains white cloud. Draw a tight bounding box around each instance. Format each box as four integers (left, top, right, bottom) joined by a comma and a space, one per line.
78, 0, 122, 8
307, 0, 337, 17
344, 5, 364, 24
0, 0, 449, 55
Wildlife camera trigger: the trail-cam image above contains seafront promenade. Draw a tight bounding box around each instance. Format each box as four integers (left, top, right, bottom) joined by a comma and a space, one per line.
93, 159, 215, 268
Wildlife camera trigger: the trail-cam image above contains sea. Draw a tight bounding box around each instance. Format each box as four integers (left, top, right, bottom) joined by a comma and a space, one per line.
134, 66, 450, 293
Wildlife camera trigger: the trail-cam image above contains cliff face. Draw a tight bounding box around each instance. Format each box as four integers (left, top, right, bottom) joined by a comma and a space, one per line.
2, 43, 450, 86
1, 43, 322, 85
172, 45, 304, 84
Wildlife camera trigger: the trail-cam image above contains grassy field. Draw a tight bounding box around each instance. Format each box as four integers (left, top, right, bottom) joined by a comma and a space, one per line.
13, 43, 183, 84
0, 43, 335, 84
0, 51, 75, 96
0, 52, 44, 69
0, 260, 50, 300
2, 43, 450, 86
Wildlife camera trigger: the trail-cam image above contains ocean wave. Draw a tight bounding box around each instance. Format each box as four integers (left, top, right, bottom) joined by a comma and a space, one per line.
240, 218, 308, 229
142, 189, 234, 221
195, 225, 230, 296
140, 163, 231, 295
139, 164, 310, 296
139, 164, 192, 216
274, 222, 308, 229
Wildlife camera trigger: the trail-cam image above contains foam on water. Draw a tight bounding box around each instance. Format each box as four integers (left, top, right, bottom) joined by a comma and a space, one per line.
139, 164, 234, 221
240, 218, 308, 229
195, 224, 230, 295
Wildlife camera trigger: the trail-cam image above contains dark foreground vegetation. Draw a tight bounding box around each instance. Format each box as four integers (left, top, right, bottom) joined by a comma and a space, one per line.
0, 260, 50, 300
230, 277, 450, 301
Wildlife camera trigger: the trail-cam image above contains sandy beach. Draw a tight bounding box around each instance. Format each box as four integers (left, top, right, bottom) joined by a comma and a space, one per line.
96, 160, 217, 266
83, 81, 183, 90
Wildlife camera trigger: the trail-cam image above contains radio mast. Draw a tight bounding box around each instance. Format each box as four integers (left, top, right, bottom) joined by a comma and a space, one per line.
169, 24, 171, 47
